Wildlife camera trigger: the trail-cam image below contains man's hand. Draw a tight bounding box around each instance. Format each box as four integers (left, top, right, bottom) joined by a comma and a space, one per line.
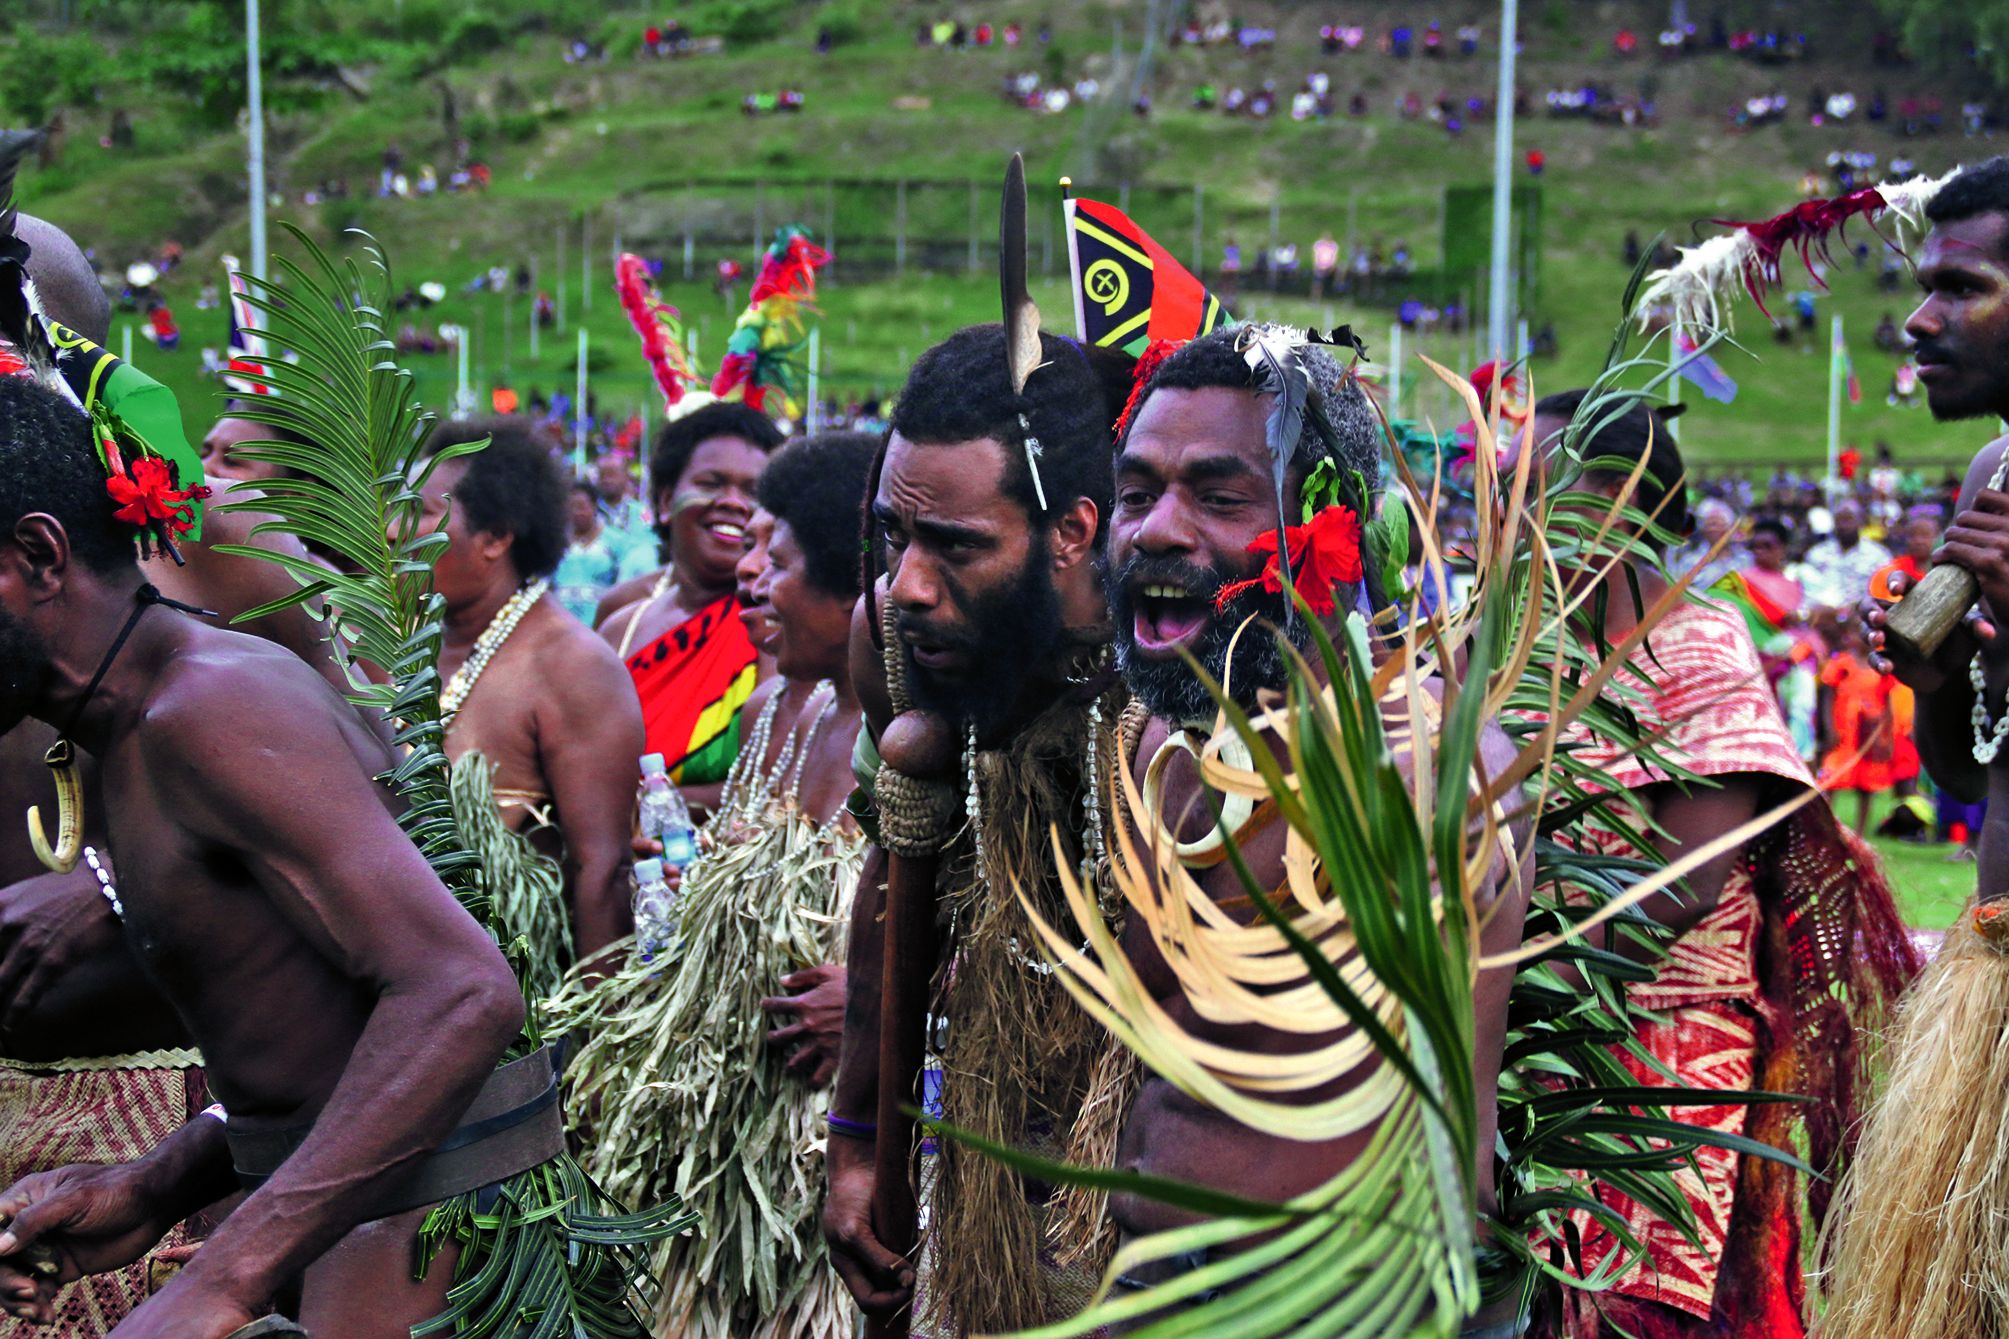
0, 869, 122, 1042
822, 1143, 913, 1315
761, 963, 846, 1086
1864, 567, 1994, 690
103, 1269, 259, 1339
0, 1163, 176, 1323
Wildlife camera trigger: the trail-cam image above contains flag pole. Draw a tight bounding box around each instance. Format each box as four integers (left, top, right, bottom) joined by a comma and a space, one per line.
1666, 319, 1681, 443
1826, 313, 1843, 489
1486, 0, 1520, 362
806, 326, 821, 434
575, 326, 589, 475
245, 0, 268, 283
1389, 322, 1403, 419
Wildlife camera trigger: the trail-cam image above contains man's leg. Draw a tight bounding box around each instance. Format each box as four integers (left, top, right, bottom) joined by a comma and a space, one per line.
297, 1204, 459, 1339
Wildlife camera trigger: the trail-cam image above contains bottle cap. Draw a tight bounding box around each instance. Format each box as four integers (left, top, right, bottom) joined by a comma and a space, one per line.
634, 857, 665, 883
640, 753, 667, 778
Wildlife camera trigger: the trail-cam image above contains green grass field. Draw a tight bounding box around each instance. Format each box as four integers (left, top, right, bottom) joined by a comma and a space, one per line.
7, 1, 1999, 471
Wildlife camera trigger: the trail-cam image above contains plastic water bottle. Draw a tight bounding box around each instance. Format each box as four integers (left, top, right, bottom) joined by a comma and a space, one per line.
638, 753, 698, 869
632, 857, 676, 963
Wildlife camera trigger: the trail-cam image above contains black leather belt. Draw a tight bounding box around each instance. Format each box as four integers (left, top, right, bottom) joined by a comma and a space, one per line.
225, 1047, 565, 1221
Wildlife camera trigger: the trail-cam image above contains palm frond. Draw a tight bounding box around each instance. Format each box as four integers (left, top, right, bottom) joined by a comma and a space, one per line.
960, 314, 1812, 1336
218, 226, 690, 1336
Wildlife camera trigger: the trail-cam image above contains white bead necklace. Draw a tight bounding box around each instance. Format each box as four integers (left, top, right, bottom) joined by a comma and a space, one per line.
1971, 452, 2009, 765
440, 579, 551, 720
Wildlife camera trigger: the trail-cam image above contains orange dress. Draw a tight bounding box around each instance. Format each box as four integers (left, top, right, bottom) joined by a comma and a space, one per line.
1818, 653, 1897, 793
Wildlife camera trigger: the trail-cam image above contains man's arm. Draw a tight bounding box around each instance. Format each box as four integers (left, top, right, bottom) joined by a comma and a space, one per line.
1873, 437, 2008, 803
144, 667, 524, 1314
538, 631, 647, 961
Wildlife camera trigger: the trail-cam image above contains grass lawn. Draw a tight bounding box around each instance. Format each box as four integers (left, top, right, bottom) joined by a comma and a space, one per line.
1861, 791, 1974, 931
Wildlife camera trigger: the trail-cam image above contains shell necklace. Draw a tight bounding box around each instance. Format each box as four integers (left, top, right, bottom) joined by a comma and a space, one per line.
441, 578, 550, 720
1972, 451, 2009, 764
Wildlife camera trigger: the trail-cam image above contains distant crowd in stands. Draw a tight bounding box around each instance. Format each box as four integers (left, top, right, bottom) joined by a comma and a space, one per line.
1677, 450, 1979, 846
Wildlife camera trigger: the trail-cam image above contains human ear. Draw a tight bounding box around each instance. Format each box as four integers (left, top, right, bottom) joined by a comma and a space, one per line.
1049, 497, 1100, 571
475, 528, 515, 564
11, 515, 71, 600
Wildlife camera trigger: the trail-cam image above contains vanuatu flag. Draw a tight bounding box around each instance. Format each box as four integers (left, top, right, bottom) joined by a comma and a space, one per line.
1064, 195, 1234, 354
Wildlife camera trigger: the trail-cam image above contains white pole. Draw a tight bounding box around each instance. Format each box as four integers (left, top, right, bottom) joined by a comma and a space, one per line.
456, 326, 471, 419
1389, 322, 1403, 420
556, 224, 567, 332
574, 326, 589, 474
581, 215, 592, 313
807, 326, 821, 434
245, 0, 268, 282
1826, 313, 1844, 487
1666, 320, 1682, 443
1487, 0, 1520, 362
120, 323, 132, 367
529, 290, 540, 362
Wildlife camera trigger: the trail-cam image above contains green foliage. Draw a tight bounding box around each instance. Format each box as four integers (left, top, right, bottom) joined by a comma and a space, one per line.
214, 225, 691, 1338
1875, 0, 2009, 84
0, 25, 111, 125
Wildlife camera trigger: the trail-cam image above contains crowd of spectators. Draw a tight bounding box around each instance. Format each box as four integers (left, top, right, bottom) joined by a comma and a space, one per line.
1677, 451, 1976, 843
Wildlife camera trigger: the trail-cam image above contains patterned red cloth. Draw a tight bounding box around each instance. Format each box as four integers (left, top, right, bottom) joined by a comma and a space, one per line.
0, 1058, 209, 1337
1555, 599, 1918, 1337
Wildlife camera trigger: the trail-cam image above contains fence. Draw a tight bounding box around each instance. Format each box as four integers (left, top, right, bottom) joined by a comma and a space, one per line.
597, 174, 1544, 318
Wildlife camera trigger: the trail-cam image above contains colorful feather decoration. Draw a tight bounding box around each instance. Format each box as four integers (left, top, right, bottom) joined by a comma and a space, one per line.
615, 252, 704, 416
709, 226, 829, 417
1633, 169, 1960, 335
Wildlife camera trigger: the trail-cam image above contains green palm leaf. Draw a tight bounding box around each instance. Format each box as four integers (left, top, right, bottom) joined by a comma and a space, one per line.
216, 226, 692, 1337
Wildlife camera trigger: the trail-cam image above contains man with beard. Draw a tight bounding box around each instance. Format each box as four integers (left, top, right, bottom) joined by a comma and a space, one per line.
823, 323, 1130, 1336
1096, 328, 1531, 1333
0, 373, 524, 1337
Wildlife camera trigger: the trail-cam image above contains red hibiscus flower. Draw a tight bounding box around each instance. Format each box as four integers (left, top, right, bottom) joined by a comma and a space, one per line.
105, 456, 202, 536
1213, 504, 1364, 618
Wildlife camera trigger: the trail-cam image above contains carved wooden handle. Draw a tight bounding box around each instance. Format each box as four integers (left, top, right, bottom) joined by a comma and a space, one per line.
1883, 563, 1981, 665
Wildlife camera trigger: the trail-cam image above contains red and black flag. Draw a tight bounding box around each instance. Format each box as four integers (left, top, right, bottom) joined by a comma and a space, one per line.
1064, 193, 1234, 354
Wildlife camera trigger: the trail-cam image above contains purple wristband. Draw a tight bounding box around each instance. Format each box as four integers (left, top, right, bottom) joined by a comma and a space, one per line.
826, 1114, 878, 1139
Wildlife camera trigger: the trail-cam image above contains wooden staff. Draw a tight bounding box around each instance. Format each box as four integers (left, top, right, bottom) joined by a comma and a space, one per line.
867, 709, 955, 1339
1883, 562, 1980, 664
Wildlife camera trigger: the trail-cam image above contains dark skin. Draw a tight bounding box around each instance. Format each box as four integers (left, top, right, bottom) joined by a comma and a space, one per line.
1867, 213, 2009, 874
599, 433, 775, 814
422, 456, 644, 963
0, 419, 361, 1062
823, 433, 1103, 1316
745, 517, 864, 1086
1104, 387, 1531, 1329
0, 515, 522, 1338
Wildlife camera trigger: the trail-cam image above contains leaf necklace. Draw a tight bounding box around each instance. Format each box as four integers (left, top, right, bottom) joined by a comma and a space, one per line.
440, 578, 550, 721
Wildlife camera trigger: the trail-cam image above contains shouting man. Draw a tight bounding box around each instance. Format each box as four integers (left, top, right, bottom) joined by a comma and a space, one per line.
0, 374, 524, 1337
1097, 328, 1530, 1333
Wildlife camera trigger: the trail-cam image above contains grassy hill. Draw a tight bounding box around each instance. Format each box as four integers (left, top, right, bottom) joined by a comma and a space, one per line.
3, 0, 2002, 471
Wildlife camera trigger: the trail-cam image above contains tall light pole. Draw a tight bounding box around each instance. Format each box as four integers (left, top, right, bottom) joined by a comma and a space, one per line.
1487, 0, 1520, 362
245, 0, 268, 283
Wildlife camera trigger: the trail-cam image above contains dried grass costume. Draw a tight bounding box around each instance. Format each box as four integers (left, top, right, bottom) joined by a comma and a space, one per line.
550, 684, 863, 1339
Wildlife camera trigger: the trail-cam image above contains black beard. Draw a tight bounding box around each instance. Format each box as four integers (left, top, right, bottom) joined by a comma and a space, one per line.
0, 606, 52, 735
1104, 552, 1309, 725
898, 539, 1064, 739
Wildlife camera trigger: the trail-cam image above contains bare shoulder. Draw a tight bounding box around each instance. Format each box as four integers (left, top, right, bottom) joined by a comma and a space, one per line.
1960, 434, 2009, 510
594, 571, 659, 630
597, 597, 647, 655
523, 599, 640, 726
138, 621, 374, 776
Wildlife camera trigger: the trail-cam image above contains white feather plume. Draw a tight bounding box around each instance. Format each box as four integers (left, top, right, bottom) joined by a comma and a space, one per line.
1878, 166, 1961, 240
1632, 231, 1758, 336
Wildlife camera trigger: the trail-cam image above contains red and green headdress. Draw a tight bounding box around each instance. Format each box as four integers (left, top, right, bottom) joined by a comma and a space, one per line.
709, 225, 828, 418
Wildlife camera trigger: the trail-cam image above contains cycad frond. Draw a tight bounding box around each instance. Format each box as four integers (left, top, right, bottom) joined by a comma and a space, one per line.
215, 226, 691, 1337
975, 307, 1812, 1336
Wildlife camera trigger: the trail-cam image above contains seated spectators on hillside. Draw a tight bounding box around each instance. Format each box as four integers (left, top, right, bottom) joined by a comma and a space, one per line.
1459, 25, 1481, 55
